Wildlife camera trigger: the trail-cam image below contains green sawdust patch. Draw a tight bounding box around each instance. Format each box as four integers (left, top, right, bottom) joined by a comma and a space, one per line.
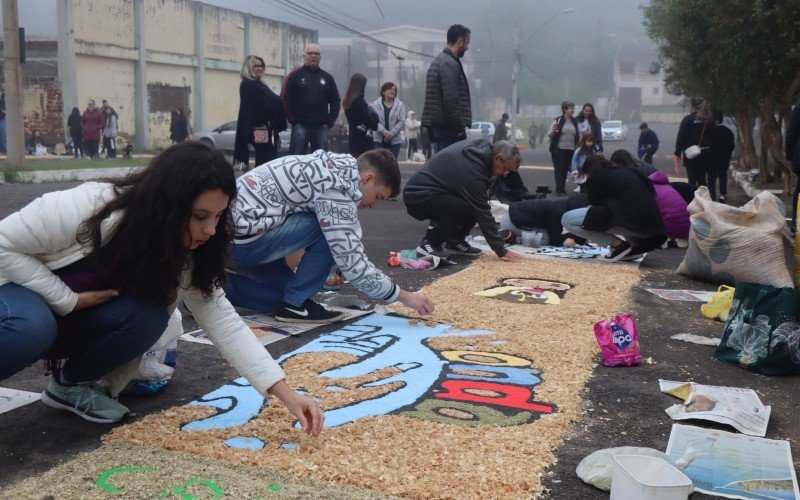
0, 440, 394, 499
106, 257, 640, 498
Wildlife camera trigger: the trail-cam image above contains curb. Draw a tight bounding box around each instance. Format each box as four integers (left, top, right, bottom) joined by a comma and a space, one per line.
13, 166, 144, 183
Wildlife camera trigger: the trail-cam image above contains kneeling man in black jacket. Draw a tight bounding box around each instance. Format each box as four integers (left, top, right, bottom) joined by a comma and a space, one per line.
403, 139, 524, 261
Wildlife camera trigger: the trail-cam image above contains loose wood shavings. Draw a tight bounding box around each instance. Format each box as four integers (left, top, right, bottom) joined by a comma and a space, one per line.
106, 257, 639, 499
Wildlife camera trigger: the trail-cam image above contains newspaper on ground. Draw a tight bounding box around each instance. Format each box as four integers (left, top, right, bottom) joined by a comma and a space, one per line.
647, 289, 718, 302
180, 307, 373, 345
665, 424, 799, 500
659, 380, 771, 437
670, 333, 722, 346
0, 387, 40, 414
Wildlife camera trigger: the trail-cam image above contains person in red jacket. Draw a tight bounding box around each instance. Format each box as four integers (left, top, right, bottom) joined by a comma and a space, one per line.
81, 99, 104, 158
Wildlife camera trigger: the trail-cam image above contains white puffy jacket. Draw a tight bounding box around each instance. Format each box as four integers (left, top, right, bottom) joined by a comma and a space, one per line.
0, 182, 285, 396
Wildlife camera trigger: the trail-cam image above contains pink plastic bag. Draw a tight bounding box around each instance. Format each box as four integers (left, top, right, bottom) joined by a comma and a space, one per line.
594, 312, 642, 366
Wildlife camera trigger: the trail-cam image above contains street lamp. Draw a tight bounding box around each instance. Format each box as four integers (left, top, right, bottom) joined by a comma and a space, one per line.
511, 7, 575, 132
390, 50, 405, 96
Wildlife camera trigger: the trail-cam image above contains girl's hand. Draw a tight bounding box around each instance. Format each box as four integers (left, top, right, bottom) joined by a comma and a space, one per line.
74, 289, 119, 311
268, 380, 324, 436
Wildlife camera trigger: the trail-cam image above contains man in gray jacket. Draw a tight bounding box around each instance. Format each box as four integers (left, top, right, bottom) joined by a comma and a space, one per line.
421, 24, 472, 153
403, 140, 523, 261
226, 148, 434, 323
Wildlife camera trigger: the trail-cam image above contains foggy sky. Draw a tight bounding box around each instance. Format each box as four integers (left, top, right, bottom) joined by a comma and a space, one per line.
8, 0, 652, 45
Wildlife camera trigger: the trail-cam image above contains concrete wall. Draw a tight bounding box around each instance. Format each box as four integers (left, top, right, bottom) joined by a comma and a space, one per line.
145, 0, 195, 56
61, 0, 316, 149
22, 77, 64, 144
75, 55, 136, 138
251, 17, 283, 70
147, 63, 194, 145
204, 69, 240, 128
202, 5, 245, 63
72, 0, 135, 49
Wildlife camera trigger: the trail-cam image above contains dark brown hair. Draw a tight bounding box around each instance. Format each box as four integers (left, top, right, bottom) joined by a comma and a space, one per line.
77, 141, 237, 306
357, 148, 401, 197
342, 73, 367, 110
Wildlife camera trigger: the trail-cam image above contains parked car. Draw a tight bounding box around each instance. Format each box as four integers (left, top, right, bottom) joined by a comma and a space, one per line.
466, 121, 495, 142
601, 120, 628, 141
191, 120, 291, 156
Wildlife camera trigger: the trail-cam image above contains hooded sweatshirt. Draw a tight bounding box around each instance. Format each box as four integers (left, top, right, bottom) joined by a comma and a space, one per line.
231, 150, 399, 303
403, 139, 507, 256
648, 170, 690, 239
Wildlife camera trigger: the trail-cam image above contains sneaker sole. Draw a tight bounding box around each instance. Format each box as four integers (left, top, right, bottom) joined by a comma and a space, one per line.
444, 247, 483, 257
274, 312, 347, 324
415, 245, 451, 258
40, 390, 126, 424
604, 246, 633, 262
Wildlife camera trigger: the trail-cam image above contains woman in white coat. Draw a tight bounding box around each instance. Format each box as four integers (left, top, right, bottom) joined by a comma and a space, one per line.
371, 81, 406, 159
0, 141, 324, 432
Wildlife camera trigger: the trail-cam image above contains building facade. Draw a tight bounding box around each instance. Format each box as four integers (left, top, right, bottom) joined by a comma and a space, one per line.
56, 0, 316, 149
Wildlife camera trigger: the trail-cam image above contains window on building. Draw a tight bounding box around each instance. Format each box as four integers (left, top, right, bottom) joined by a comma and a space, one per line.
619, 61, 635, 74
147, 84, 190, 113
653, 87, 660, 95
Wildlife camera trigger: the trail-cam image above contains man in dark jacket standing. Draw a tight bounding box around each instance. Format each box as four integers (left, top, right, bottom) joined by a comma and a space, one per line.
281, 44, 341, 155
493, 113, 509, 143
421, 24, 472, 153
403, 139, 523, 261
786, 98, 800, 230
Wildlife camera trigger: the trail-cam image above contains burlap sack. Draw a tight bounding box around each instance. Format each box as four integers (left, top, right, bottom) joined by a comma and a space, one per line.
678, 187, 792, 287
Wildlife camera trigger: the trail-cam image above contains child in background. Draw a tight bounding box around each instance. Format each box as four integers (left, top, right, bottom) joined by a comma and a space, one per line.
569, 133, 600, 188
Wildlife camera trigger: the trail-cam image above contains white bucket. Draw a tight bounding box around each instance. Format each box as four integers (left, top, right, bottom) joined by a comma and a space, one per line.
610, 455, 693, 500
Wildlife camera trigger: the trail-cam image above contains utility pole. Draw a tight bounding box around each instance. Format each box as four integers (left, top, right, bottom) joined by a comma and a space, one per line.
376, 50, 381, 94
346, 45, 352, 81
391, 50, 405, 96
564, 41, 572, 99
510, 30, 520, 140
3, 0, 24, 169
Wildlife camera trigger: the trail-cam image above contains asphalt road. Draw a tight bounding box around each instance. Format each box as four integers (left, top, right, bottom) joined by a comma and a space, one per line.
1, 153, 797, 499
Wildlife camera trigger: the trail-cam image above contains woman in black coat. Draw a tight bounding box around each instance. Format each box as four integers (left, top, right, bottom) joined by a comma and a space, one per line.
342, 73, 379, 158
170, 108, 189, 144
561, 157, 667, 261
234, 55, 286, 169
67, 107, 83, 158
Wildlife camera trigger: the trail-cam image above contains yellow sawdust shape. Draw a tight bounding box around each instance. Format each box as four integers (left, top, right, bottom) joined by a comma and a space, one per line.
107, 257, 640, 499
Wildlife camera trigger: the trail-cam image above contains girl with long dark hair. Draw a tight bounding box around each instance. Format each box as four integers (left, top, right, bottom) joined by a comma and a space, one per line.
343, 73, 379, 158
0, 142, 323, 433
67, 107, 83, 158
576, 103, 603, 151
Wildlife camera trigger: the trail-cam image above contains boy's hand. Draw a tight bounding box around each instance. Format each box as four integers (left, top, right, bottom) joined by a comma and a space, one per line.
398, 289, 435, 315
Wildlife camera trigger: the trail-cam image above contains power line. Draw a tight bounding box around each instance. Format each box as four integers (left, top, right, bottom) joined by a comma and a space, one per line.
263, 0, 436, 58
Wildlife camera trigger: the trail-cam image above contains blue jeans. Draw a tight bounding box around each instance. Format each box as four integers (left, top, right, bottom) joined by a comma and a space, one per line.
561, 207, 650, 248
432, 127, 463, 153
289, 123, 329, 154
0, 118, 6, 154
0, 283, 168, 383
225, 212, 335, 312
374, 142, 401, 159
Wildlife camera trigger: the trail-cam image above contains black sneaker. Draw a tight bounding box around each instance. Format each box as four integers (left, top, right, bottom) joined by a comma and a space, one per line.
604, 241, 632, 262
416, 239, 451, 259
274, 300, 346, 324
444, 240, 483, 256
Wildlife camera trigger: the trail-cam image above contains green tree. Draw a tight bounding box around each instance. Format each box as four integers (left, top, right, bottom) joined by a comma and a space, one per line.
643, 0, 800, 191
